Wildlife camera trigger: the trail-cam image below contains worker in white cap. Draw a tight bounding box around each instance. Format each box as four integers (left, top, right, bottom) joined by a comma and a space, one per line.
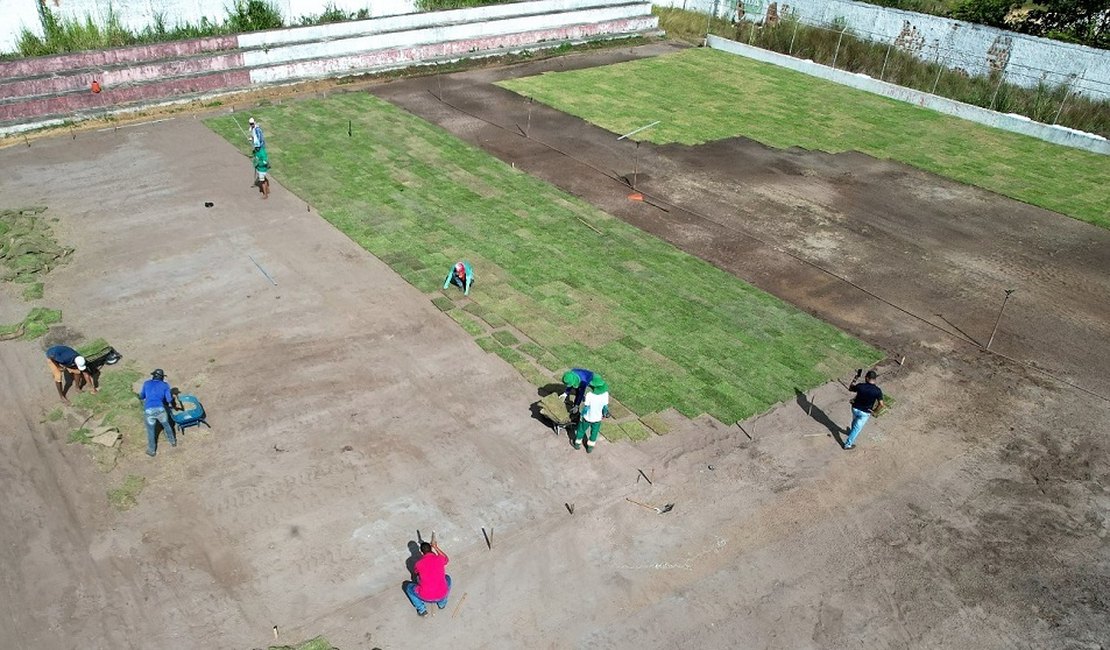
248, 117, 265, 152
45, 344, 97, 403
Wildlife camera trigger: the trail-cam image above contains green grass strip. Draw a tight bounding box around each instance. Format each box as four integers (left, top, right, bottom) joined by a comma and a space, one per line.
206, 93, 878, 423
499, 48, 1110, 229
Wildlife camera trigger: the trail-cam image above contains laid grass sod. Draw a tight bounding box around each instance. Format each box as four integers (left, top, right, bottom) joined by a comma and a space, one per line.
207, 92, 879, 424
499, 48, 1110, 230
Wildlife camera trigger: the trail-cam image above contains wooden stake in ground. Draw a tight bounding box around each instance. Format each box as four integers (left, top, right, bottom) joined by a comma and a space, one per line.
452, 592, 469, 619
482, 527, 492, 550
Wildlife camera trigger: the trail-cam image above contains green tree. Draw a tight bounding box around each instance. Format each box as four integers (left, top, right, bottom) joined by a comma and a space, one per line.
951, 0, 1020, 28
1016, 0, 1109, 48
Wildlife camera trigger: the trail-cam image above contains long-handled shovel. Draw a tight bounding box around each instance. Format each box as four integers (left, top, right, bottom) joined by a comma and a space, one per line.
625, 497, 674, 514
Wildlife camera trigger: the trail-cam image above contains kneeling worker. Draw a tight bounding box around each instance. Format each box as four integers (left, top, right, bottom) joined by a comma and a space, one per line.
443, 261, 473, 296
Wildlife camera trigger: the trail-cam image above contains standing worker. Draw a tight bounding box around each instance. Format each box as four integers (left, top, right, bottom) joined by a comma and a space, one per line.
248, 117, 265, 152
560, 368, 596, 408
405, 538, 452, 617
574, 376, 610, 454
139, 369, 178, 457
843, 369, 884, 450
253, 147, 271, 200
45, 345, 97, 403
442, 261, 473, 296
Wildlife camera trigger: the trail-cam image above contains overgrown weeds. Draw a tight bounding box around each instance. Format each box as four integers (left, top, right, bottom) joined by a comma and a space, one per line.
12, 0, 332, 58
415, 0, 515, 11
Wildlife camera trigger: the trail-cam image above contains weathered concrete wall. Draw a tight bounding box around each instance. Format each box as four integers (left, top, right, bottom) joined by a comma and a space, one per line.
0, 0, 658, 135
656, 0, 1108, 100
0, 0, 416, 53
708, 35, 1108, 155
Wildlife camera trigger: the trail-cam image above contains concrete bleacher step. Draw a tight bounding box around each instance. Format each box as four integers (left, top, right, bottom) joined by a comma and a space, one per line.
0, 0, 659, 133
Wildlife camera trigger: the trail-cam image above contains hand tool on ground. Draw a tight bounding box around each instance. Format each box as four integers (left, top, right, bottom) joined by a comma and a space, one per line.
625, 497, 674, 514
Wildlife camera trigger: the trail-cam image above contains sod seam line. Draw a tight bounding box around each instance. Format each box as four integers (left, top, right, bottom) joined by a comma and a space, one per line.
424, 89, 1110, 404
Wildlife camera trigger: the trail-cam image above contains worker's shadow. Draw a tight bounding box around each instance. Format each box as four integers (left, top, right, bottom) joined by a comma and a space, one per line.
399, 540, 423, 606
404, 540, 422, 581
794, 388, 845, 445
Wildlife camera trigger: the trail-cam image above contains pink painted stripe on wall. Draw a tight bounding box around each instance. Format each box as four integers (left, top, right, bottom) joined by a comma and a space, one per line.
0, 52, 246, 100
0, 35, 239, 80
0, 69, 251, 121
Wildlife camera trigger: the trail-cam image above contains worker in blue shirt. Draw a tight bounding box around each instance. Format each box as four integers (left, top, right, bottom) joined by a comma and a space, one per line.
45, 344, 96, 403
560, 368, 596, 408
248, 117, 265, 151
138, 369, 178, 457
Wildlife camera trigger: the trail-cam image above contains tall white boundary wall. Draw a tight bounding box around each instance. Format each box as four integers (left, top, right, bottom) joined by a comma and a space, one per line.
656, 0, 1109, 100
707, 35, 1108, 156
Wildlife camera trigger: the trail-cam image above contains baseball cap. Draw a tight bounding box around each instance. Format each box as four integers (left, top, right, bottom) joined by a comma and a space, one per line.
865, 370, 878, 379
74, 356, 87, 371
248, 117, 256, 124
151, 369, 165, 380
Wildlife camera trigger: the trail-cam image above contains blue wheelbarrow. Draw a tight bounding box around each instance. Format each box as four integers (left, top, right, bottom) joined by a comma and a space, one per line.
172, 394, 210, 432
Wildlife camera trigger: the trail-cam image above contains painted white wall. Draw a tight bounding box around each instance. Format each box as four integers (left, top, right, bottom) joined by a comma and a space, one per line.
708, 34, 1108, 155
0, 0, 416, 54
239, 0, 625, 47
657, 0, 1109, 100
242, 4, 644, 62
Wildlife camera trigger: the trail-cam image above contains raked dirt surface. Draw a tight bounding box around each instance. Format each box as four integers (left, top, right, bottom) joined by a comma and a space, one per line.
0, 61, 1107, 649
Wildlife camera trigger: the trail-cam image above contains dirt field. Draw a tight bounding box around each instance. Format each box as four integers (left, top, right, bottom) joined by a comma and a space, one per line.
1, 44, 1107, 650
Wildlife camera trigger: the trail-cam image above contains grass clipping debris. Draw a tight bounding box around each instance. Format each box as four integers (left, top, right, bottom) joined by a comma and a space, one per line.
0, 206, 72, 285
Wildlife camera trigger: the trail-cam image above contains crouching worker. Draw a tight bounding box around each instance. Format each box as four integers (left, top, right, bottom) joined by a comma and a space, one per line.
560, 368, 596, 409
405, 540, 452, 617
45, 345, 97, 403
574, 376, 610, 454
443, 261, 473, 296
139, 369, 178, 457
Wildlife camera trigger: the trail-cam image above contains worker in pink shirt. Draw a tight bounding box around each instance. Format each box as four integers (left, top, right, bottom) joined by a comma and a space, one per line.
405, 539, 452, 616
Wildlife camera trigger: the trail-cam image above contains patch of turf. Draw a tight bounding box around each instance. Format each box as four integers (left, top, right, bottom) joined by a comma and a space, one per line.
72, 364, 143, 447
22, 282, 43, 300
107, 474, 145, 511
474, 336, 500, 352
619, 420, 654, 441
601, 422, 628, 442
517, 341, 547, 360
640, 412, 672, 435
0, 307, 62, 340
46, 407, 63, 422
0, 206, 72, 288
448, 310, 485, 336
499, 48, 1110, 229
514, 360, 552, 387
68, 427, 92, 444
269, 637, 338, 650
494, 346, 525, 366
206, 94, 879, 424
492, 330, 520, 346
607, 399, 632, 420
431, 296, 455, 311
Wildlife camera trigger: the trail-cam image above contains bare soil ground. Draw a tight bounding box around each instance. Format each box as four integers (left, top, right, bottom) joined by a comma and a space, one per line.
1, 44, 1107, 650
